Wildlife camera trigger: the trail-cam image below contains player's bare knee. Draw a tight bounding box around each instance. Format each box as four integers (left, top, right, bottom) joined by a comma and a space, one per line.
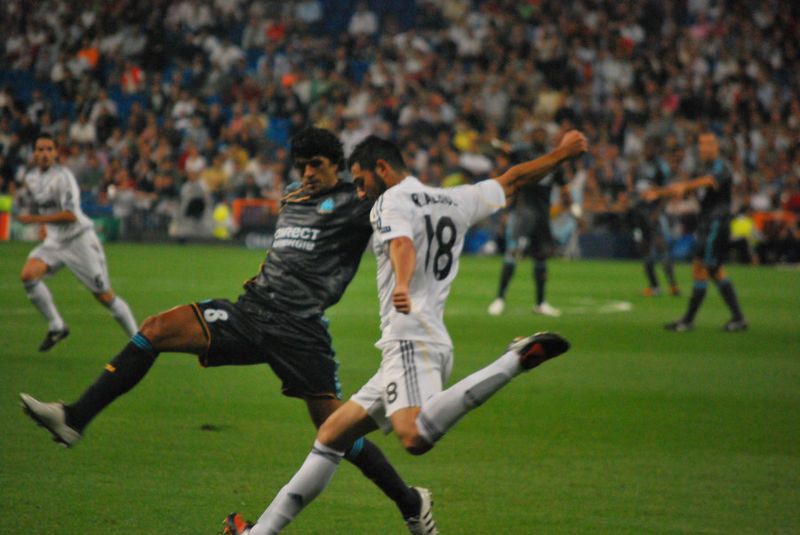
316, 423, 336, 446
399, 433, 432, 456
94, 291, 115, 306
317, 422, 351, 451
394, 427, 431, 455
20, 268, 40, 285
138, 313, 166, 342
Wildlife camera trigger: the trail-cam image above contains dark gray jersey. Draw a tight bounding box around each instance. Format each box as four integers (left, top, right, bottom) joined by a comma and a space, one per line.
697, 158, 733, 221
242, 181, 373, 318
511, 145, 565, 217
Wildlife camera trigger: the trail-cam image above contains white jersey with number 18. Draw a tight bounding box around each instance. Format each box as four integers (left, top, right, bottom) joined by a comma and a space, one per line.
370, 176, 506, 349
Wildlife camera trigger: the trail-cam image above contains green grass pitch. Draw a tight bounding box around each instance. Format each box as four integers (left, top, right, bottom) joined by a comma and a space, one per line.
1, 241, 799, 534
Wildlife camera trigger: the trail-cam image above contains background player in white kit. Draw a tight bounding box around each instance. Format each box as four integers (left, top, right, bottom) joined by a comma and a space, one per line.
16, 134, 137, 351
221, 131, 588, 535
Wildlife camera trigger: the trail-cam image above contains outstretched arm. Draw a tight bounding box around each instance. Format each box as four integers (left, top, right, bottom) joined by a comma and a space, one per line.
641, 175, 717, 202
493, 130, 588, 198
389, 236, 416, 314
16, 210, 77, 225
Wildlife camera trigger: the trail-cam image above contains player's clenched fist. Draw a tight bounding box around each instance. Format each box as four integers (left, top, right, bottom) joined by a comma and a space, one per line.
392, 284, 411, 314
557, 130, 588, 158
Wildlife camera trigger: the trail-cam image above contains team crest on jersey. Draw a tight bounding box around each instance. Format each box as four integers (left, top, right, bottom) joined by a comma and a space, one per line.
317, 197, 335, 214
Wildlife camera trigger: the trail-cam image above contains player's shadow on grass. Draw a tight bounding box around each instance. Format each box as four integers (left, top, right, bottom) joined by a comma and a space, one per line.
199, 423, 231, 432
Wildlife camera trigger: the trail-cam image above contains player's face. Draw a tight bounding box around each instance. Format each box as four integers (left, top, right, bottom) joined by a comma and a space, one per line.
698, 134, 719, 162
294, 154, 338, 194
351, 162, 387, 202
34, 138, 57, 170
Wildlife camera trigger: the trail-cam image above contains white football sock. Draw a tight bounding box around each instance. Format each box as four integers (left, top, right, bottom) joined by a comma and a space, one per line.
416, 349, 522, 444
107, 296, 137, 337
250, 440, 345, 535
25, 280, 65, 331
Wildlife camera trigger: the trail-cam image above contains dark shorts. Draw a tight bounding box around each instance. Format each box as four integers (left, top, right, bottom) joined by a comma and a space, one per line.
694, 217, 730, 270
190, 298, 341, 399
506, 210, 554, 258
631, 208, 670, 254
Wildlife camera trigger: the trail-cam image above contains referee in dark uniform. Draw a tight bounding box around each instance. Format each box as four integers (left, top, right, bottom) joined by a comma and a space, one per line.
646, 132, 747, 332
20, 128, 428, 527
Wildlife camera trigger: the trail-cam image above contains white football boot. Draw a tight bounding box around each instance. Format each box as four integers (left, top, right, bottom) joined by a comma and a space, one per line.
487, 298, 505, 316
20, 393, 81, 448
533, 302, 562, 317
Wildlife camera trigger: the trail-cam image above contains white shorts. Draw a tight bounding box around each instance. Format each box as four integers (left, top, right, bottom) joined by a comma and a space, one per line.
350, 340, 453, 433
29, 230, 111, 293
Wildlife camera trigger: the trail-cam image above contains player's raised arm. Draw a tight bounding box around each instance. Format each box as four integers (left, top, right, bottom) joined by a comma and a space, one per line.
493, 130, 588, 198
641, 175, 717, 202
16, 210, 78, 225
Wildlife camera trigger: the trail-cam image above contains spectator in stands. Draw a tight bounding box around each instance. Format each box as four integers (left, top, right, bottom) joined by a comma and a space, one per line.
348, 1, 379, 38
69, 114, 97, 147
0, 0, 795, 259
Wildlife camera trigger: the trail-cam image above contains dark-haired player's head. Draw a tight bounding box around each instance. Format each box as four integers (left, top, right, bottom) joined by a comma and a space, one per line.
290, 127, 344, 168
289, 127, 344, 194
698, 131, 719, 163
348, 136, 407, 201
34, 133, 57, 171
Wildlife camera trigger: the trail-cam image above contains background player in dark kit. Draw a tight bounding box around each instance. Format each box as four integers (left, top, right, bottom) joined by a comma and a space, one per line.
488, 127, 573, 317
628, 138, 680, 297
646, 132, 747, 332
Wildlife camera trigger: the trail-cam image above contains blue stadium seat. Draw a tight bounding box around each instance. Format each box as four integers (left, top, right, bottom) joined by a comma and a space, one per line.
266, 117, 291, 147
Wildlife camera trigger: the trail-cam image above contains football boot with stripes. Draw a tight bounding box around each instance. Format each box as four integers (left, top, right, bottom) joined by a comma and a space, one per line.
38, 326, 70, 352
405, 487, 439, 535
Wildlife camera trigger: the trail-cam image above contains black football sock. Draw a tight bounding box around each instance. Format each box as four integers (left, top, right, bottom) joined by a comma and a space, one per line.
345, 438, 421, 519
65, 333, 159, 432
497, 261, 515, 299
716, 279, 744, 321
683, 282, 708, 323
644, 259, 659, 288
663, 259, 677, 287
534, 260, 547, 305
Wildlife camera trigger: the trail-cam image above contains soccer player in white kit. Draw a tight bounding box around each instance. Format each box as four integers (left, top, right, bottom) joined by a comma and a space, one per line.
221, 131, 587, 535
17, 134, 137, 351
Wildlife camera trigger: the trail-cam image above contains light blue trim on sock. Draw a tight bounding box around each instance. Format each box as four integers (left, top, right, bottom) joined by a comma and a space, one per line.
131, 332, 154, 353
693, 281, 708, 290
344, 437, 365, 460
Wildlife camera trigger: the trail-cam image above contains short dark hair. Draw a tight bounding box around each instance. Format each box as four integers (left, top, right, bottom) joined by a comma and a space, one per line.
290, 127, 344, 169
348, 135, 407, 173
34, 132, 56, 147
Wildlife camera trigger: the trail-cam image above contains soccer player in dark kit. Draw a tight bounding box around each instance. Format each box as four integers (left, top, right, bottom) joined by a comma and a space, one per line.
487, 128, 572, 317
20, 127, 436, 534
629, 139, 680, 298
645, 131, 747, 332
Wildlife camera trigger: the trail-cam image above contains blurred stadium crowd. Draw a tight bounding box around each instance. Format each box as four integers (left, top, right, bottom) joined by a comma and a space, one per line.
0, 0, 798, 261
